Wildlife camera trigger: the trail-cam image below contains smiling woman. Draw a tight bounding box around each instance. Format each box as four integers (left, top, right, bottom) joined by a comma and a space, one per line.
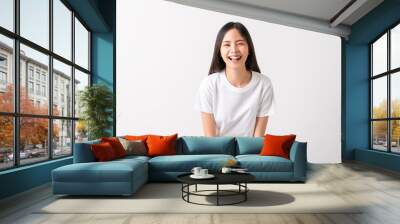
194, 22, 275, 137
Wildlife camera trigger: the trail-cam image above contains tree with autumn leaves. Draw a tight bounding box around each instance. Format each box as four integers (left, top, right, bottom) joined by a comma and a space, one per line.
0, 84, 59, 152
373, 99, 400, 143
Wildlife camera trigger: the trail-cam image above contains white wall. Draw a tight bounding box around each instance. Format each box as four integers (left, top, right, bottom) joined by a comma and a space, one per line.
117, 0, 341, 163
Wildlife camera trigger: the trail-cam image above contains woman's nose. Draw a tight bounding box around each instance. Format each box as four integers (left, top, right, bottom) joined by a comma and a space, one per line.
230, 44, 238, 52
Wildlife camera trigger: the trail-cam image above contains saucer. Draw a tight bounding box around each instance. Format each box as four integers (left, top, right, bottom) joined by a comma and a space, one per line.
190, 174, 215, 179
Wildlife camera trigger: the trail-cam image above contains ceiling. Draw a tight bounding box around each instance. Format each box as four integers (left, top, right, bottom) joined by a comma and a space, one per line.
166, 0, 384, 38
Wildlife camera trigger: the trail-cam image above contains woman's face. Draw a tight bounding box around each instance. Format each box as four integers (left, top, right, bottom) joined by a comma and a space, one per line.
220, 28, 249, 70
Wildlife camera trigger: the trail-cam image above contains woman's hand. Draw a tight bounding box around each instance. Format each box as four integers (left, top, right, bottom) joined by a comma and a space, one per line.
253, 116, 268, 137
201, 112, 217, 137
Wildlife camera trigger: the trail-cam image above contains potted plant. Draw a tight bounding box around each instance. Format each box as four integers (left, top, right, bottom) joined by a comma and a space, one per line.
79, 84, 113, 140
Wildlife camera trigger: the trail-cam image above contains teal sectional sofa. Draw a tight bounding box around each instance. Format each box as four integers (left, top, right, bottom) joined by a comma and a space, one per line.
52, 136, 307, 196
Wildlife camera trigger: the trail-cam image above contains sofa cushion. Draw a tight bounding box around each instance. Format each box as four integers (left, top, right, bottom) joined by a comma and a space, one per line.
235, 137, 263, 155
148, 154, 235, 172
53, 159, 147, 183
91, 142, 118, 161
177, 136, 236, 155
260, 134, 296, 159
118, 138, 147, 156
101, 137, 127, 158
147, 134, 178, 157
74, 139, 100, 163
236, 155, 293, 172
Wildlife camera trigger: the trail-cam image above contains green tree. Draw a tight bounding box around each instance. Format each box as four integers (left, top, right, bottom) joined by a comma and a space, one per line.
372, 99, 400, 142
79, 84, 113, 140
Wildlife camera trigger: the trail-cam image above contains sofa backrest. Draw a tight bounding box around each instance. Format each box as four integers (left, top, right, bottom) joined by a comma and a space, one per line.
73, 139, 100, 163
177, 136, 236, 155
235, 137, 263, 155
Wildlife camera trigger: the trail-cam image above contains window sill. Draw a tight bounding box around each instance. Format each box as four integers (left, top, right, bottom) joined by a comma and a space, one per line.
0, 156, 72, 176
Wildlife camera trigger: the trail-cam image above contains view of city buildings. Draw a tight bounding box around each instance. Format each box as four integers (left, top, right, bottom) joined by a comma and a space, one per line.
0, 0, 90, 171
0, 40, 88, 169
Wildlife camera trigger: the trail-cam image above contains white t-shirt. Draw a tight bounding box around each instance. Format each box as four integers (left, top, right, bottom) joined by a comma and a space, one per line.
194, 70, 275, 137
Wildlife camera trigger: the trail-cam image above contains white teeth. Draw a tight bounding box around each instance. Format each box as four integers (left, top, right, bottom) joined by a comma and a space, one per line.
229, 56, 241, 60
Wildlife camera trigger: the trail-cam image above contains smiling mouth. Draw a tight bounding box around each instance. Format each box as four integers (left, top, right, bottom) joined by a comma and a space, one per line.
228, 56, 242, 61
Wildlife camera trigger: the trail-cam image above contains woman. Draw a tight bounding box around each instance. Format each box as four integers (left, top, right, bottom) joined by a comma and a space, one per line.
194, 22, 275, 137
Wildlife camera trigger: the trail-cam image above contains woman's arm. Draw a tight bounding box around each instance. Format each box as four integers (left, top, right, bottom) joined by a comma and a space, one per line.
201, 112, 217, 137
253, 116, 269, 137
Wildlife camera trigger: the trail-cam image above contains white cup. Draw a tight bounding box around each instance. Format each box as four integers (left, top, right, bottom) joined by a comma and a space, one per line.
221, 167, 232, 174
191, 167, 202, 176
200, 169, 208, 176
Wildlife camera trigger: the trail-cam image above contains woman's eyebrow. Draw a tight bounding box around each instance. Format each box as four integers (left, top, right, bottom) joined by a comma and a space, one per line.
222, 40, 245, 43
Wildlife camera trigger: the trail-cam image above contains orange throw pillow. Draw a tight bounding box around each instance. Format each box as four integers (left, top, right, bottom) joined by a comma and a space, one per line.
101, 137, 127, 158
124, 135, 149, 141
91, 142, 117, 161
146, 134, 178, 157
260, 134, 296, 159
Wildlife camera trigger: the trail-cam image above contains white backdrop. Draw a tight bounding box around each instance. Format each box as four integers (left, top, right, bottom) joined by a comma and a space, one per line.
116, 0, 341, 163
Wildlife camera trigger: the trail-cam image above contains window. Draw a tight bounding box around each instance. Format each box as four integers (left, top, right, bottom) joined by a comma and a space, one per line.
0, 54, 7, 88
0, 71, 6, 85
0, 0, 13, 32
29, 67, 34, 80
41, 73, 46, 82
75, 18, 89, 69
53, 59, 71, 117
20, 0, 49, 49
42, 85, 46, 97
371, 23, 400, 154
35, 70, 40, 81
0, 0, 91, 170
35, 84, 40, 95
28, 81, 34, 94
53, 0, 72, 60
0, 55, 7, 67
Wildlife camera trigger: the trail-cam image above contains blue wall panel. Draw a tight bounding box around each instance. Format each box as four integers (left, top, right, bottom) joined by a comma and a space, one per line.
0, 158, 72, 199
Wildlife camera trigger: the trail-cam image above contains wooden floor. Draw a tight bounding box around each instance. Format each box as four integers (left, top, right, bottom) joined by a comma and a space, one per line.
1, 162, 400, 224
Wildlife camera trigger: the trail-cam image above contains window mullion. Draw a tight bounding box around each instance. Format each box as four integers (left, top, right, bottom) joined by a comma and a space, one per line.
49, 0, 54, 160
13, 0, 20, 167
388, 30, 391, 152
71, 10, 76, 155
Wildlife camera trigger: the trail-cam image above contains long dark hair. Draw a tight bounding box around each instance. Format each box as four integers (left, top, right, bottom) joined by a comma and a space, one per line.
208, 22, 260, 75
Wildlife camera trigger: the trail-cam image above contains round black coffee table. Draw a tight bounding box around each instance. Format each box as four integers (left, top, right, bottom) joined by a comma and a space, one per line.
177, 173, 255, 206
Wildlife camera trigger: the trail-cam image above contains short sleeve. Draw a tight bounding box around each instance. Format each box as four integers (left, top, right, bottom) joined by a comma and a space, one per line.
257, 80, 275, 117
194, 77, 213, 113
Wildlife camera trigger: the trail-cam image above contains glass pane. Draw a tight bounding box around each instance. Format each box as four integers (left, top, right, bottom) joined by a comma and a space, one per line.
20, 44, 49, 115
74, 69, 89, 118
53, 119, 72, 157
392, 72, 400, 118
53, 59, 72, 117
372, 33, 387, 76
0, 34, 14, 112
391, 120, 400, 153
20, 117, 49, 165
74, 17, 89, 69
53, 0, 72, 60
0, 0, 13, 31
20, 0, 49, 49
75, 120, 88, 143
0, 116, 13, 170
392, 24, 400, 70
372, 121, 388, 151
372, 77, 387, 119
